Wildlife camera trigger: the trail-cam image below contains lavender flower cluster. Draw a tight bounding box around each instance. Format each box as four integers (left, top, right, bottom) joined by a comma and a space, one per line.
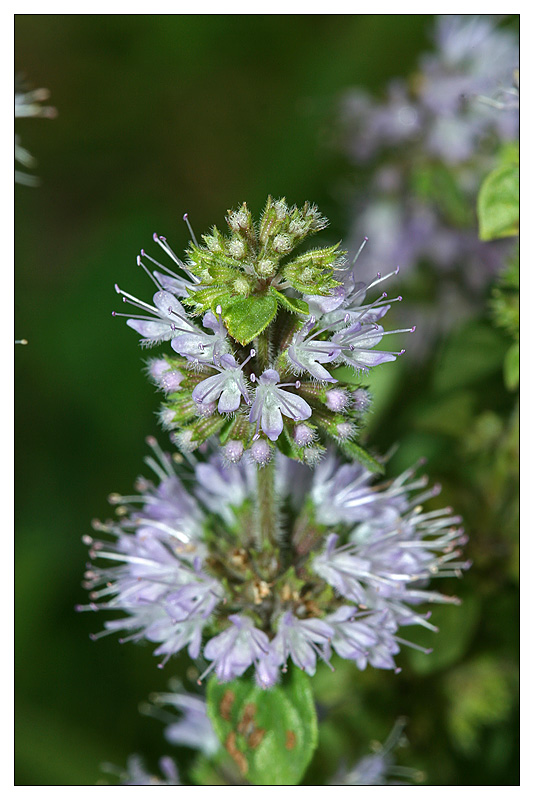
341, 15, 518, 324
81, 436, 468, 687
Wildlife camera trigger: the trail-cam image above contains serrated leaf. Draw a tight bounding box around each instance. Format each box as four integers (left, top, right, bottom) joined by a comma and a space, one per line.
206, 668, 318, 786
219, 294, 278, 346
268, 287, 309, 316
338, 439, 384, 474
478, 163, 519, 241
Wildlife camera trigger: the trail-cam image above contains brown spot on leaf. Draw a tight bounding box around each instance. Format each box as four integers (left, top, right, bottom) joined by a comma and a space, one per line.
219, 690, 235, 721
225, 731, 248, 776
237, 702, 257, 735
248, 727, 266, 749
285, 730, 296, 750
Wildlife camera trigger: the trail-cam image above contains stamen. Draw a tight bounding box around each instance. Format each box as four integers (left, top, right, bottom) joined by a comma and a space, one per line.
183, 213, 199, 247
241, 348, 256, 369
137, 253, 162, 289
153, 233, 201, 285
351, 236, 368, 265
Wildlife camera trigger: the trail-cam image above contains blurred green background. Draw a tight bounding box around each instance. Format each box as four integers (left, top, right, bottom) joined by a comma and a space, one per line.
15, 15, 518, 786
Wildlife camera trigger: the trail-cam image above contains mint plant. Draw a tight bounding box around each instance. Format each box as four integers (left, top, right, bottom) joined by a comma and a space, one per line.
81, 199, 468, 785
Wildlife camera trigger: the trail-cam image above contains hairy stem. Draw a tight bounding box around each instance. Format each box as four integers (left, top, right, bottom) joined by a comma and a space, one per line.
256, 458, 278, 549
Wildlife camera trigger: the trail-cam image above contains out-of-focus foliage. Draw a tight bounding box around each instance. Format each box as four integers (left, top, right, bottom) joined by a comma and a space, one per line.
15, 14, 518, 786
478, 142, 519, 241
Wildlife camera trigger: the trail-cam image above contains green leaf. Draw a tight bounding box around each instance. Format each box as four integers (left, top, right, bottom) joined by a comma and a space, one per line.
503, 341, 519, 391
206, 668, 318, 785
219, 293, 278, 345
338, 439, 385, 474
268, 287, 309, 316
478, 162, 519, 241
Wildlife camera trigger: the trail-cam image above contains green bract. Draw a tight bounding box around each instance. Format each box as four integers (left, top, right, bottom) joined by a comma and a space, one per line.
184, 197, 345, 342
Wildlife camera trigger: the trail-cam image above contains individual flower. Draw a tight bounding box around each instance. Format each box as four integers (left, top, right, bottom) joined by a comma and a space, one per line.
192, 353, 251, 413
104, 755, 180, 786
145, 685, 220, 757
287, 316, 342, 382
249, 369, 312, 441
269, 612, 334, 677
201, 614, 270, 682
324, 607, 400, 671
329, 719, 422, 785
309, 450, 413, 527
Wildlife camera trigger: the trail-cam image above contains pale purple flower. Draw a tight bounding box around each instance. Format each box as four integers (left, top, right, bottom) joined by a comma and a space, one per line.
170, 308, 230, 365
313, 500, 468, 630
310, 451, 408, 527
268, 611, 334, 676
330, 719, 419, 785
141, 232, 200, 299
194, 453, 256, 526
117, 283, 229, 365
118, 287, 197, 347
332, 321, 400, 371
79, 442, 226, 666
313, 533, 374, 605
249, 369, 312, 441
324, 607, 400, 672
340, 13, 518, 338
287, 316, 342, 382
150, 688, 220, 757
202, 614, 270, 682
192, 353, 250, 413
114, 755, 180, 786
82, 441, 467, 683
147, 357, 184, 394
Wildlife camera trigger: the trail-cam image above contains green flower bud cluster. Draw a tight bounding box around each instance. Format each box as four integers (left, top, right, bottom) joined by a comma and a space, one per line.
184, 196, 343, 339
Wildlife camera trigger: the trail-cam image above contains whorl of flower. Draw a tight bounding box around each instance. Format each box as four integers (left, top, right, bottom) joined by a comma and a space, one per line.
81, 440, 469, 687
114, 199, 413, 464
340, 15, 519, 324
329, 718, 423, 785
15, 78, 57, 186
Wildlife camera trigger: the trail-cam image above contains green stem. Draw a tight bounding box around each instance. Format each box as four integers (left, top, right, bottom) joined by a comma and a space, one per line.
256, 458, 278, 548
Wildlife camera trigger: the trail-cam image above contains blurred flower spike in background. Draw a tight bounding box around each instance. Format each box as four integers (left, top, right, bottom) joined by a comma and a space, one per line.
15, 76, 56, 185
